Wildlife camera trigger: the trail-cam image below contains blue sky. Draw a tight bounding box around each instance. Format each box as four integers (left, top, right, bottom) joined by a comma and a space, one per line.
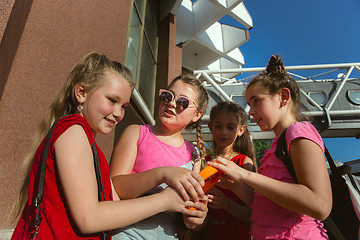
219, 0, 360, 162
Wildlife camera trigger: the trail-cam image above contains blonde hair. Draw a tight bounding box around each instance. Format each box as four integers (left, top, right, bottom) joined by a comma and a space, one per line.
246, 55, 306, 121
167, 74, 209, 169
209, 101, 256, 167
11, 52, 133, 221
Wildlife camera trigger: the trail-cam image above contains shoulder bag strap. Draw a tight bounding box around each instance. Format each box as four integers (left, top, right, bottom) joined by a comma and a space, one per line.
33, 117, 110, 240
91, 141, 111, 240
33, 117, 62, 239
92, 141, 106, 201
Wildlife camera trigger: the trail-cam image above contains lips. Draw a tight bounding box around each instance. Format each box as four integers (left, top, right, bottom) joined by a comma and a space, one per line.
105, 118, 116, 127
254, 118, 262, 124
164, 108, 176, 117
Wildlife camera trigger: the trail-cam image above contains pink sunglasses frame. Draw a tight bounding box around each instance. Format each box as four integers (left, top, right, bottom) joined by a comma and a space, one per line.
159, 89, 197, 110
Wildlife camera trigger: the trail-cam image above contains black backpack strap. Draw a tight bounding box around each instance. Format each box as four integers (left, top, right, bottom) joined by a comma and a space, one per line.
92, 141, 106, 201
33, 116, 110, 240
33, 117, 62, 238
275, 129, 347, 240
92, 141, 111, 240
275, 129, 298, 183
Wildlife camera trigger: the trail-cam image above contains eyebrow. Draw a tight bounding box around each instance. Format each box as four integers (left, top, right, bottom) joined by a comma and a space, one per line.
169, 89, 191, 99
248, 95, 258, 101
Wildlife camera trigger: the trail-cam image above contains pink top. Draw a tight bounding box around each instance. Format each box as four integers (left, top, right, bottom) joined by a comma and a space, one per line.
131, 125, 194, 173
250, 121, 328, 240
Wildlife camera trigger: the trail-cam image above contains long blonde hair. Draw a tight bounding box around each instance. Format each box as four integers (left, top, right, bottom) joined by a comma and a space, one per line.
11, 52, 133, 221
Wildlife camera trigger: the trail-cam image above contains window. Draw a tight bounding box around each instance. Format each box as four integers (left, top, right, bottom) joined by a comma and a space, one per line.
347, 90, 360, 105
125, 0, 159, 114
308, 91, 327, 106
231, 95, 247, 108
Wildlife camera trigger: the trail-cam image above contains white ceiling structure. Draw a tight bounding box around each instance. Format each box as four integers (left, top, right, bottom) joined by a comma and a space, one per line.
172, 0, 252, 77
157, 1, 360, 143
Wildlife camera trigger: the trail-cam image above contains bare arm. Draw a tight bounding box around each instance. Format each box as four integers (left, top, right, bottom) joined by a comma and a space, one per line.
55, 125, 200, 234
208, 187, 251, 223
208, 139, 332, 220
110, 124, 205, 201
215, 156, 255, 207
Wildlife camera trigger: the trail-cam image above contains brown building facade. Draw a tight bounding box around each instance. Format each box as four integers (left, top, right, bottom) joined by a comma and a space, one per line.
0, 0, 182, 236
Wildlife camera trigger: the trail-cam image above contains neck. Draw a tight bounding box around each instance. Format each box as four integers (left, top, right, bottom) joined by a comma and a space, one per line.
214, 146, 236, 160
273, 116, 297, 137
153, 122, 186, 136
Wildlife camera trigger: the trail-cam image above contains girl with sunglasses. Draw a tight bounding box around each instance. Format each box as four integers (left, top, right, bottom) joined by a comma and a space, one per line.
110, 74, 209, 239
11, 53, 202, 240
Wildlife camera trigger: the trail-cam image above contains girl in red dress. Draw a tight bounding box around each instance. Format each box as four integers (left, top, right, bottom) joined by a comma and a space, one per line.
197, 101, 256, 239
11, 52, 205, 240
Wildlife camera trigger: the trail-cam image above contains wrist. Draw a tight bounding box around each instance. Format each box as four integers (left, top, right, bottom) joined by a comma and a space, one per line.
157, 167, 167, 183
242, 168, 253, 184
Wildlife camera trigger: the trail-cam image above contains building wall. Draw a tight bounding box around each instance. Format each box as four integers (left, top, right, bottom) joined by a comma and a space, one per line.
0, 0, 131, 231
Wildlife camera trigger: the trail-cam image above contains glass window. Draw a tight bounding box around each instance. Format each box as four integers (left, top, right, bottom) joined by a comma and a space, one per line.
347, 90, 360, 105
308, 91, 327, 106
125, 0, 159, 115
144, 0, 158, 55
134, 0, 144, 17
231, 95, 247, 108
125, 6, 142, 84
139, 38, 157, 113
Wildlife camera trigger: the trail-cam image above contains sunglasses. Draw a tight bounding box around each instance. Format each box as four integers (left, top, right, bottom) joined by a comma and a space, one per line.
159, 89, 197, 111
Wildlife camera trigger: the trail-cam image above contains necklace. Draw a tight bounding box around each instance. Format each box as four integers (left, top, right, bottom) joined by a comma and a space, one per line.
212, 151, 235, 161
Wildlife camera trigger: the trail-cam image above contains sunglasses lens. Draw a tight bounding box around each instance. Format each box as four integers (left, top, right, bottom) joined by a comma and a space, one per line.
176, 97, 190, 110
160, 91, 173, 103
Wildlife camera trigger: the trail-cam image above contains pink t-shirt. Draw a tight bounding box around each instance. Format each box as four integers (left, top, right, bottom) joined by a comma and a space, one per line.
250, 121, 329, 240
131, 125, 194, 174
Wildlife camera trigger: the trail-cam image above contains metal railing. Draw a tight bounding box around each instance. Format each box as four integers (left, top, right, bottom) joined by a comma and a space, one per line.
192, 62, 360, 139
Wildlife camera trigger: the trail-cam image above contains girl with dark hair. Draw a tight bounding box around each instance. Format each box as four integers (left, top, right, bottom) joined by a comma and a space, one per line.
209, 55, 332, 239
197, 101, 256, 240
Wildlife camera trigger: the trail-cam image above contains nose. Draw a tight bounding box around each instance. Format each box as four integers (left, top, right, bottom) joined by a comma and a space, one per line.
248, 106, 255, 116
167, 98, 177, 108
113, 107, 125, 122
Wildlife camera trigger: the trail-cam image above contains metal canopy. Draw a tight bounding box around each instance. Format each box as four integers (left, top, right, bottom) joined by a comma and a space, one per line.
182, 62, 360, 141
175, 0, 252, 72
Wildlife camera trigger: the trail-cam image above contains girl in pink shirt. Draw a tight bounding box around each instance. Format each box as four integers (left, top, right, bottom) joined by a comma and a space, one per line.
209, 55, 332, 239
110, 75, 209, 239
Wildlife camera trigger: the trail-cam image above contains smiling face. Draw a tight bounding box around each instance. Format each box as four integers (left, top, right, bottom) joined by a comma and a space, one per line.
208, 111, 243, 151
245, 84, 283, 132
77, 71, 132, 135
158, 80, 202, 129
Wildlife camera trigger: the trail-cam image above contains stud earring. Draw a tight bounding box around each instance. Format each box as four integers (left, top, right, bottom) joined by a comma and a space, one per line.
77, 104, 83, 111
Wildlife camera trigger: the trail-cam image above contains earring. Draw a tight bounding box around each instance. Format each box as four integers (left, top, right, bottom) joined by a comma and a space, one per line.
77, 104, 83, 111
280, 100, 287, 108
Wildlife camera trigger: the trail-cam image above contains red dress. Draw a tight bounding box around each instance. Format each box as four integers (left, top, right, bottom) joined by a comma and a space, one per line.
12, 114, 113, 240
198, 154, 251, 240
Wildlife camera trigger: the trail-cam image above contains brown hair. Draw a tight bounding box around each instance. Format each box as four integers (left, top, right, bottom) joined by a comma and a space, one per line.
11, 52, 133, 221
246, 55, 305, 121
168, 74, 209, 169
209, 101, 256, 165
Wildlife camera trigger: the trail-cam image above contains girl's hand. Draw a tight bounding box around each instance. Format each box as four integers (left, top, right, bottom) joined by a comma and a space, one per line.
182, 197, 208, 229
160, 187, 200, 213
207, 187, 229, 210
208, 157, 250, 182
160, 167, 205, 202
